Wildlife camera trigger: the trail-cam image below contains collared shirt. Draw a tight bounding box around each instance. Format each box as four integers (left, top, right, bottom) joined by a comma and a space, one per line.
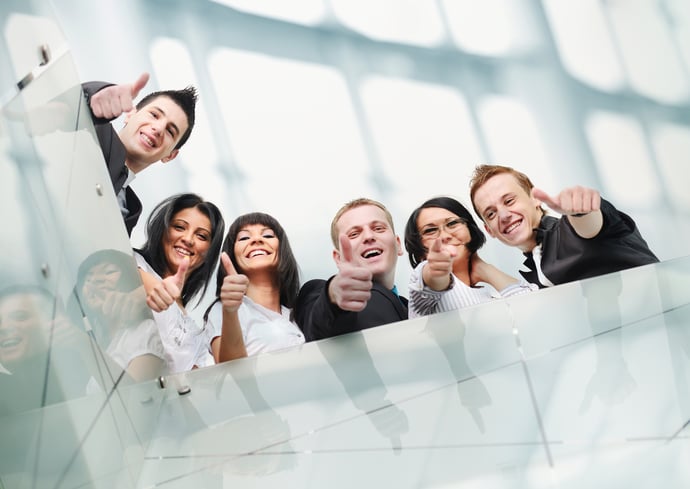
521, 199, 659, 287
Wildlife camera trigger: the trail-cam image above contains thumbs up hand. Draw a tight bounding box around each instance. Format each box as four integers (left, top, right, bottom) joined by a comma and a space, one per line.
219, 252, 249, 313
145, 255, 189, 313
422, 237, 456, 291
89, 72, 150, 119
329, 235, 373, 312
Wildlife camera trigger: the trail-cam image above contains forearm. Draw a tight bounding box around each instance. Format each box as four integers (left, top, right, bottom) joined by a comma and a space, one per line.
215, 309, 247, 363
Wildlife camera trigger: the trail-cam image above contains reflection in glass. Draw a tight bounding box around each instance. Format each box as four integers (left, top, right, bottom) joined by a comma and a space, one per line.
0, 285, 94, 414
318, 333, 409, 452
73, 249, 165, 382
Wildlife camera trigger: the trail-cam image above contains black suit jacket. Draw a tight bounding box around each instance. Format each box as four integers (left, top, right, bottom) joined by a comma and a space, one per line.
295, 277, 408, 342
83, 82, 142, 236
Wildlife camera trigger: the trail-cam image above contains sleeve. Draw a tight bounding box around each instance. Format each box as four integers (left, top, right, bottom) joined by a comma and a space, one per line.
407, 260, 453, 318
82, 81, 117, 125
204, 300, 222, 343
496, 279, 538, 298
294, 278, 338, 342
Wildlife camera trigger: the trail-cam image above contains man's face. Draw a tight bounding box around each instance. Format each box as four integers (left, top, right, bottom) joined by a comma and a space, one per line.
118, 95, 189, 171
334, 204, 402, 287
472, 173, 542, 252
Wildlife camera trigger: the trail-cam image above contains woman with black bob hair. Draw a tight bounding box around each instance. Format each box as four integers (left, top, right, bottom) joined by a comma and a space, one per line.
134, 193, 225, 372
203, 212, 304, 363
404, 196, 534, 318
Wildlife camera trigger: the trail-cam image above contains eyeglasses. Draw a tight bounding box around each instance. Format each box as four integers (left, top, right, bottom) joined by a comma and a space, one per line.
419, 218, 466, 240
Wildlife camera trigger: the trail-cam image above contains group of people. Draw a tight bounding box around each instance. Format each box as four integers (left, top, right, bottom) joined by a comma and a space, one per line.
75, 73, 659, 376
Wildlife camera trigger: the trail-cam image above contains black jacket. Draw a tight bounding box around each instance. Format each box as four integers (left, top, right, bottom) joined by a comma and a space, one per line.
295, 277, 408, 342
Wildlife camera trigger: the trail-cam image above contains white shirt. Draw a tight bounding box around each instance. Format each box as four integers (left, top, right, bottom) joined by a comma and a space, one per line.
408, 260, 536, 318
134, 251, 214, 373
205, 296, 305, 356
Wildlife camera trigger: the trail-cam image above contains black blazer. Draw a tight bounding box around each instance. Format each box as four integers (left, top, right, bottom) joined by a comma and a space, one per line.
295, 276, 408, 342
83, 82, 141, 236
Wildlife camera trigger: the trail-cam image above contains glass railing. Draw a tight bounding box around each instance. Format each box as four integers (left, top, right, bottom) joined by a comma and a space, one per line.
1, 4, 688, 489
130, 259, 689, 487
1, 6, 165, 488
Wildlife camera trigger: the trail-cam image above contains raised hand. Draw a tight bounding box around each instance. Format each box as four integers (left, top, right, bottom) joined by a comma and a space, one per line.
219, 252, 249, 313
145, 255, 188, 312
89, 72, 150, 119
329, 235, 373, 312
532, 186, 600, 216
423, 237, 456, 291
533, 186, 603, 238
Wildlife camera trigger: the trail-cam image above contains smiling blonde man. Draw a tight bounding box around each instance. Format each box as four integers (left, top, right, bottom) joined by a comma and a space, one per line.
295, 198, 408, 341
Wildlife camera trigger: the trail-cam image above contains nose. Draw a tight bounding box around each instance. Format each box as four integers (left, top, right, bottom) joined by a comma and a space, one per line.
438, 226, 454, 242
497, 206, 511, 221
181, 230, 195, 246
360, 227, 375, 242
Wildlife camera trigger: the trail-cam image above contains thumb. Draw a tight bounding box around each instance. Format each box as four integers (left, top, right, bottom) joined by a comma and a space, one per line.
339, 234, 354, 264
173, 255, 190, 289
430, 237, 442, 254
532, 188, 557, 209
130, 72, 150, 99
221, 252, 237, 276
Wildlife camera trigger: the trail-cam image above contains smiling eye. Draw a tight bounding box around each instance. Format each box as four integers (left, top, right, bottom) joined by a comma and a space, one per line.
421, 227, 439, 237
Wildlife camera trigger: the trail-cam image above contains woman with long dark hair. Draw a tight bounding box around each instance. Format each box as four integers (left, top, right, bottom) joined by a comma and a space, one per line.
203, 212, 304, 363
134, 193, 225, 372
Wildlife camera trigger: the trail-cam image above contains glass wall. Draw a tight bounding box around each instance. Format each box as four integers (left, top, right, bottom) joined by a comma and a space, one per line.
1, 1, 688, 488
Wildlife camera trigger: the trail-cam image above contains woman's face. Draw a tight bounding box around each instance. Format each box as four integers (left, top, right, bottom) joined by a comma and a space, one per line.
0, 293, 51, 366
81, 262, 123, 310
417, 207, 472, 261
162, 207, 212, 276
233, 224, 280, 274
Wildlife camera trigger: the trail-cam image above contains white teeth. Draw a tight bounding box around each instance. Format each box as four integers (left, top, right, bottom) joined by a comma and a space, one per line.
363, 249, 382, 259
249, 250, 268, 258
175, 247, 191, 256
0, 338, 21, 348
142, 134, 155, 147
504, 221, 520, 234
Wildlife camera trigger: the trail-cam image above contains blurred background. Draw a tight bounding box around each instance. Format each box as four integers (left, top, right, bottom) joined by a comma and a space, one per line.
46, 0, 690, 317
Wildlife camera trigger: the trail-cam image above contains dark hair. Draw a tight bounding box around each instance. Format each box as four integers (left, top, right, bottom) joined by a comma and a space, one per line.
404, 196, 486, 269
76, 249, 141, 293
203, 212, 301, 322
135, 193, 225, 308
136, 86, 198, 150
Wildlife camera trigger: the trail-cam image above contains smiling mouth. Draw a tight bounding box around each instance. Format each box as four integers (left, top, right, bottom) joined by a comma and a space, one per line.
0, 337, 22, 349
141, 132, 156, 148
248, 250, 269, 258
503, 220, 521, 235
175, 246, 192, 256
362, 249, 382, 259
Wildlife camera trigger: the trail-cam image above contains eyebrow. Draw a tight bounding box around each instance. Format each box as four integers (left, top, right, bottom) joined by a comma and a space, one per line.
151, 105, 180, 137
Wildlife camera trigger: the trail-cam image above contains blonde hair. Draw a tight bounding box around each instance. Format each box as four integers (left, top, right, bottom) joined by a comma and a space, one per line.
330, 198, 395, 249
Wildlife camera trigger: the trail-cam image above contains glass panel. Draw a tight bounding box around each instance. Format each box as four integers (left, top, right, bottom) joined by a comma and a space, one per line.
585, 110, 661, 210
330, 0, 445, 47
211, 0, 326, 26
1, 7, 166, 488
542, 0, 625, 91
442, 0, 540, 56
136, 257, 690, 487
652, 122, 690, 212
606, 0, 689, 103
209, 47, 376, 281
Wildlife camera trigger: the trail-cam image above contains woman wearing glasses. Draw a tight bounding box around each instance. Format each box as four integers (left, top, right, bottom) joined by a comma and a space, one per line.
404, 196, 535, 318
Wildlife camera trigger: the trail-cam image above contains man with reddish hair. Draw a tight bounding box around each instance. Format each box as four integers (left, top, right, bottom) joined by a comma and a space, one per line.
469, 164, 658, 287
